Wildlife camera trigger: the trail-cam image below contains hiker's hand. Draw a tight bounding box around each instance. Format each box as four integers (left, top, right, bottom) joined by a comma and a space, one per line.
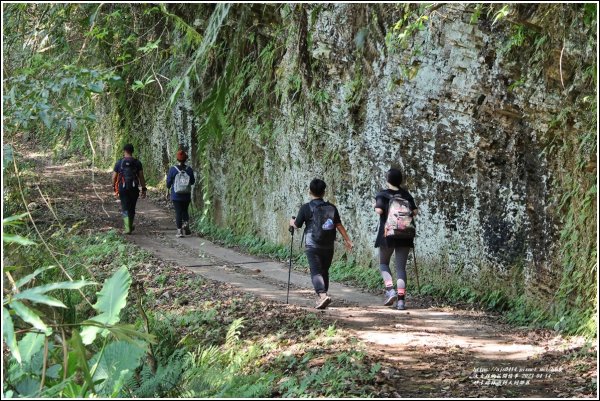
344, 239, 354, 252
289, 218, 296, 228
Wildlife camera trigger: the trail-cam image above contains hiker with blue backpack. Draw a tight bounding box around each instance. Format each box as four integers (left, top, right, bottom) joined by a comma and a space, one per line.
289, 179, 353, 309
166, 149, 196, 238
112, 144, 147, 235
374, 168, 418, 310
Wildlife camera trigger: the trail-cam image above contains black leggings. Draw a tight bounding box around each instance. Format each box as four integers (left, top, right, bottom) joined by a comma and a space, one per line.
379, 244, 410, 293
172, 200, 190, 229
305, 247, 334, 294
119, 189, 139, 223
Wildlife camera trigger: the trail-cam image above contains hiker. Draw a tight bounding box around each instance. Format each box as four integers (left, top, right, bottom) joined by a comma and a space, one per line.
374, 167, 418, 310
289, 178, 353, 309
112, 144, 147, 234
166, 149, 195, 238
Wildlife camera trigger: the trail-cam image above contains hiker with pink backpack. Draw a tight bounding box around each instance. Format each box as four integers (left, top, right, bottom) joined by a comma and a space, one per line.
374, 168, 418, 310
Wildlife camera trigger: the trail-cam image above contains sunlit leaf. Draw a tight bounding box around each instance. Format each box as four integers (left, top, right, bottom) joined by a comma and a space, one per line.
17, 332, 45, 365
3, 233, 36, 246
89, 340, 145, 396
3, 213, 29, 225
81, 266, 131, 345
27, 279, 96, 294
2, 307, 21, 363
13, 292, 67, 308
15, 266, 55, 288
10, 301, 51, 335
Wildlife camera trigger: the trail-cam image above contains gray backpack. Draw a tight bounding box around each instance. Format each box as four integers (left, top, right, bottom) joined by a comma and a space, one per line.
173, 166, 191, 194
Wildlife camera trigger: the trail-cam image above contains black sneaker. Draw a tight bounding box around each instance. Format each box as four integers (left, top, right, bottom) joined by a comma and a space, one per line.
183, 221, 191, 235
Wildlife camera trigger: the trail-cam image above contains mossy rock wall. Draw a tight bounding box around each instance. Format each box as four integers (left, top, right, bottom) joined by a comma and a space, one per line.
89, 3, 595, 327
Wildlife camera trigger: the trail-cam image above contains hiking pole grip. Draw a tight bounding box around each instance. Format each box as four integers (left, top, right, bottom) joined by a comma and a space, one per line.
289, 216, 296, 234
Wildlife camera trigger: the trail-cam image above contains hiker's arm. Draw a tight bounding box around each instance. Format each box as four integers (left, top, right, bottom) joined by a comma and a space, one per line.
138, 170, 147, 198
374, 196, 385, 215
166, 168, 173, 189
335, 224, 353, 251
111, 172, 118, 197
289, 206, 305, 229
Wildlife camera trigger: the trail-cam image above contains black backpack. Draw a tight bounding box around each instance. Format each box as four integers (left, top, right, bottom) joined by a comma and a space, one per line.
309, 201, 337, 246
120, 158, 139, 190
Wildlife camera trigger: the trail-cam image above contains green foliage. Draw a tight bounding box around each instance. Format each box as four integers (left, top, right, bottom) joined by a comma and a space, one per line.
88, 340, 147, 397
329, 257, 381, 291
3, 213, 37, 246
80, 266, 132, 344
3, 62, 119, 133
389, 4, 431, 50
495, 4, 597, 337
128, 350, 186, 397
344, 69, 364, 111
470, 4, 484, 24
167, 3, 232, 107
276, 350, 381, 397
312, 88, 330, 105
178, 318, 276, 398
4, 265, 151, 397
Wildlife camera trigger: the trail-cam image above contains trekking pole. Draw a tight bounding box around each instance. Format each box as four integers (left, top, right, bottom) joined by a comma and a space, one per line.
412, 245, 421, 293
287, 216, 295, 304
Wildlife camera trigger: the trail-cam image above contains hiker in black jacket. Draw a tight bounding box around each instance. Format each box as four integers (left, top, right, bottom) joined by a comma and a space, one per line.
290, 179, 353, 309
374, 168, 418, 310
112, 144, 147, 234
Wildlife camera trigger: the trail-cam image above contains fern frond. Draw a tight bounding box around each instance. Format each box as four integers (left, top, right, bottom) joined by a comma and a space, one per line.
225, 318, 244, 347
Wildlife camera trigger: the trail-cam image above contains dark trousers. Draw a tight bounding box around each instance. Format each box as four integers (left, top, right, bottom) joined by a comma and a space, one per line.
172, 200, 190, 229
305, 247, 334, 294
378, 244, 410, 292
119, 189, 139, 223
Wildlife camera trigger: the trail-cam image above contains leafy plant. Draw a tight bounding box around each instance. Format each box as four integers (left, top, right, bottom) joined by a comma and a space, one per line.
80, 265, 132, 345
3, 218, 153, 397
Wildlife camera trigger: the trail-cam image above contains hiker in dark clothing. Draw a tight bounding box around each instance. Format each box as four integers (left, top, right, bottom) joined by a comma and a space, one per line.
112, 144, 147, 234
374, 168, 418, 310
289, 179, 353, 309
166, 149, 196, 238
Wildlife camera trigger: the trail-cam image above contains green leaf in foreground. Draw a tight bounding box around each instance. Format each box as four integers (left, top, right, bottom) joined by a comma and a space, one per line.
81, 266, 131, 345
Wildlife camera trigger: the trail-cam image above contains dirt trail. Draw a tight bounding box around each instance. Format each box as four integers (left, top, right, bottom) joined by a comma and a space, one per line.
20, 148, 596, 398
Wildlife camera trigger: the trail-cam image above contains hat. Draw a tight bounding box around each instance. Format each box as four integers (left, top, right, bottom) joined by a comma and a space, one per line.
176, 150, 188, 162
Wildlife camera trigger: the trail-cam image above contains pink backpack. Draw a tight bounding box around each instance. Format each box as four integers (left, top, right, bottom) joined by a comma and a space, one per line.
383, 194, 416, 239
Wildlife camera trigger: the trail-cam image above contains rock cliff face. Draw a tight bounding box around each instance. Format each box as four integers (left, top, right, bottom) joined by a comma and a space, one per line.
95, 3, 595, 303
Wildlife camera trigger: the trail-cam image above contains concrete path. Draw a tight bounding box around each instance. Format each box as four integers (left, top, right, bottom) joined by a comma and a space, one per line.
128, 197, 545, 362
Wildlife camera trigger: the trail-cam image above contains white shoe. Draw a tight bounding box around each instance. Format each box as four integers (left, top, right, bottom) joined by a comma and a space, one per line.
315, 293, 331, 309
176, 229, 183, 238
